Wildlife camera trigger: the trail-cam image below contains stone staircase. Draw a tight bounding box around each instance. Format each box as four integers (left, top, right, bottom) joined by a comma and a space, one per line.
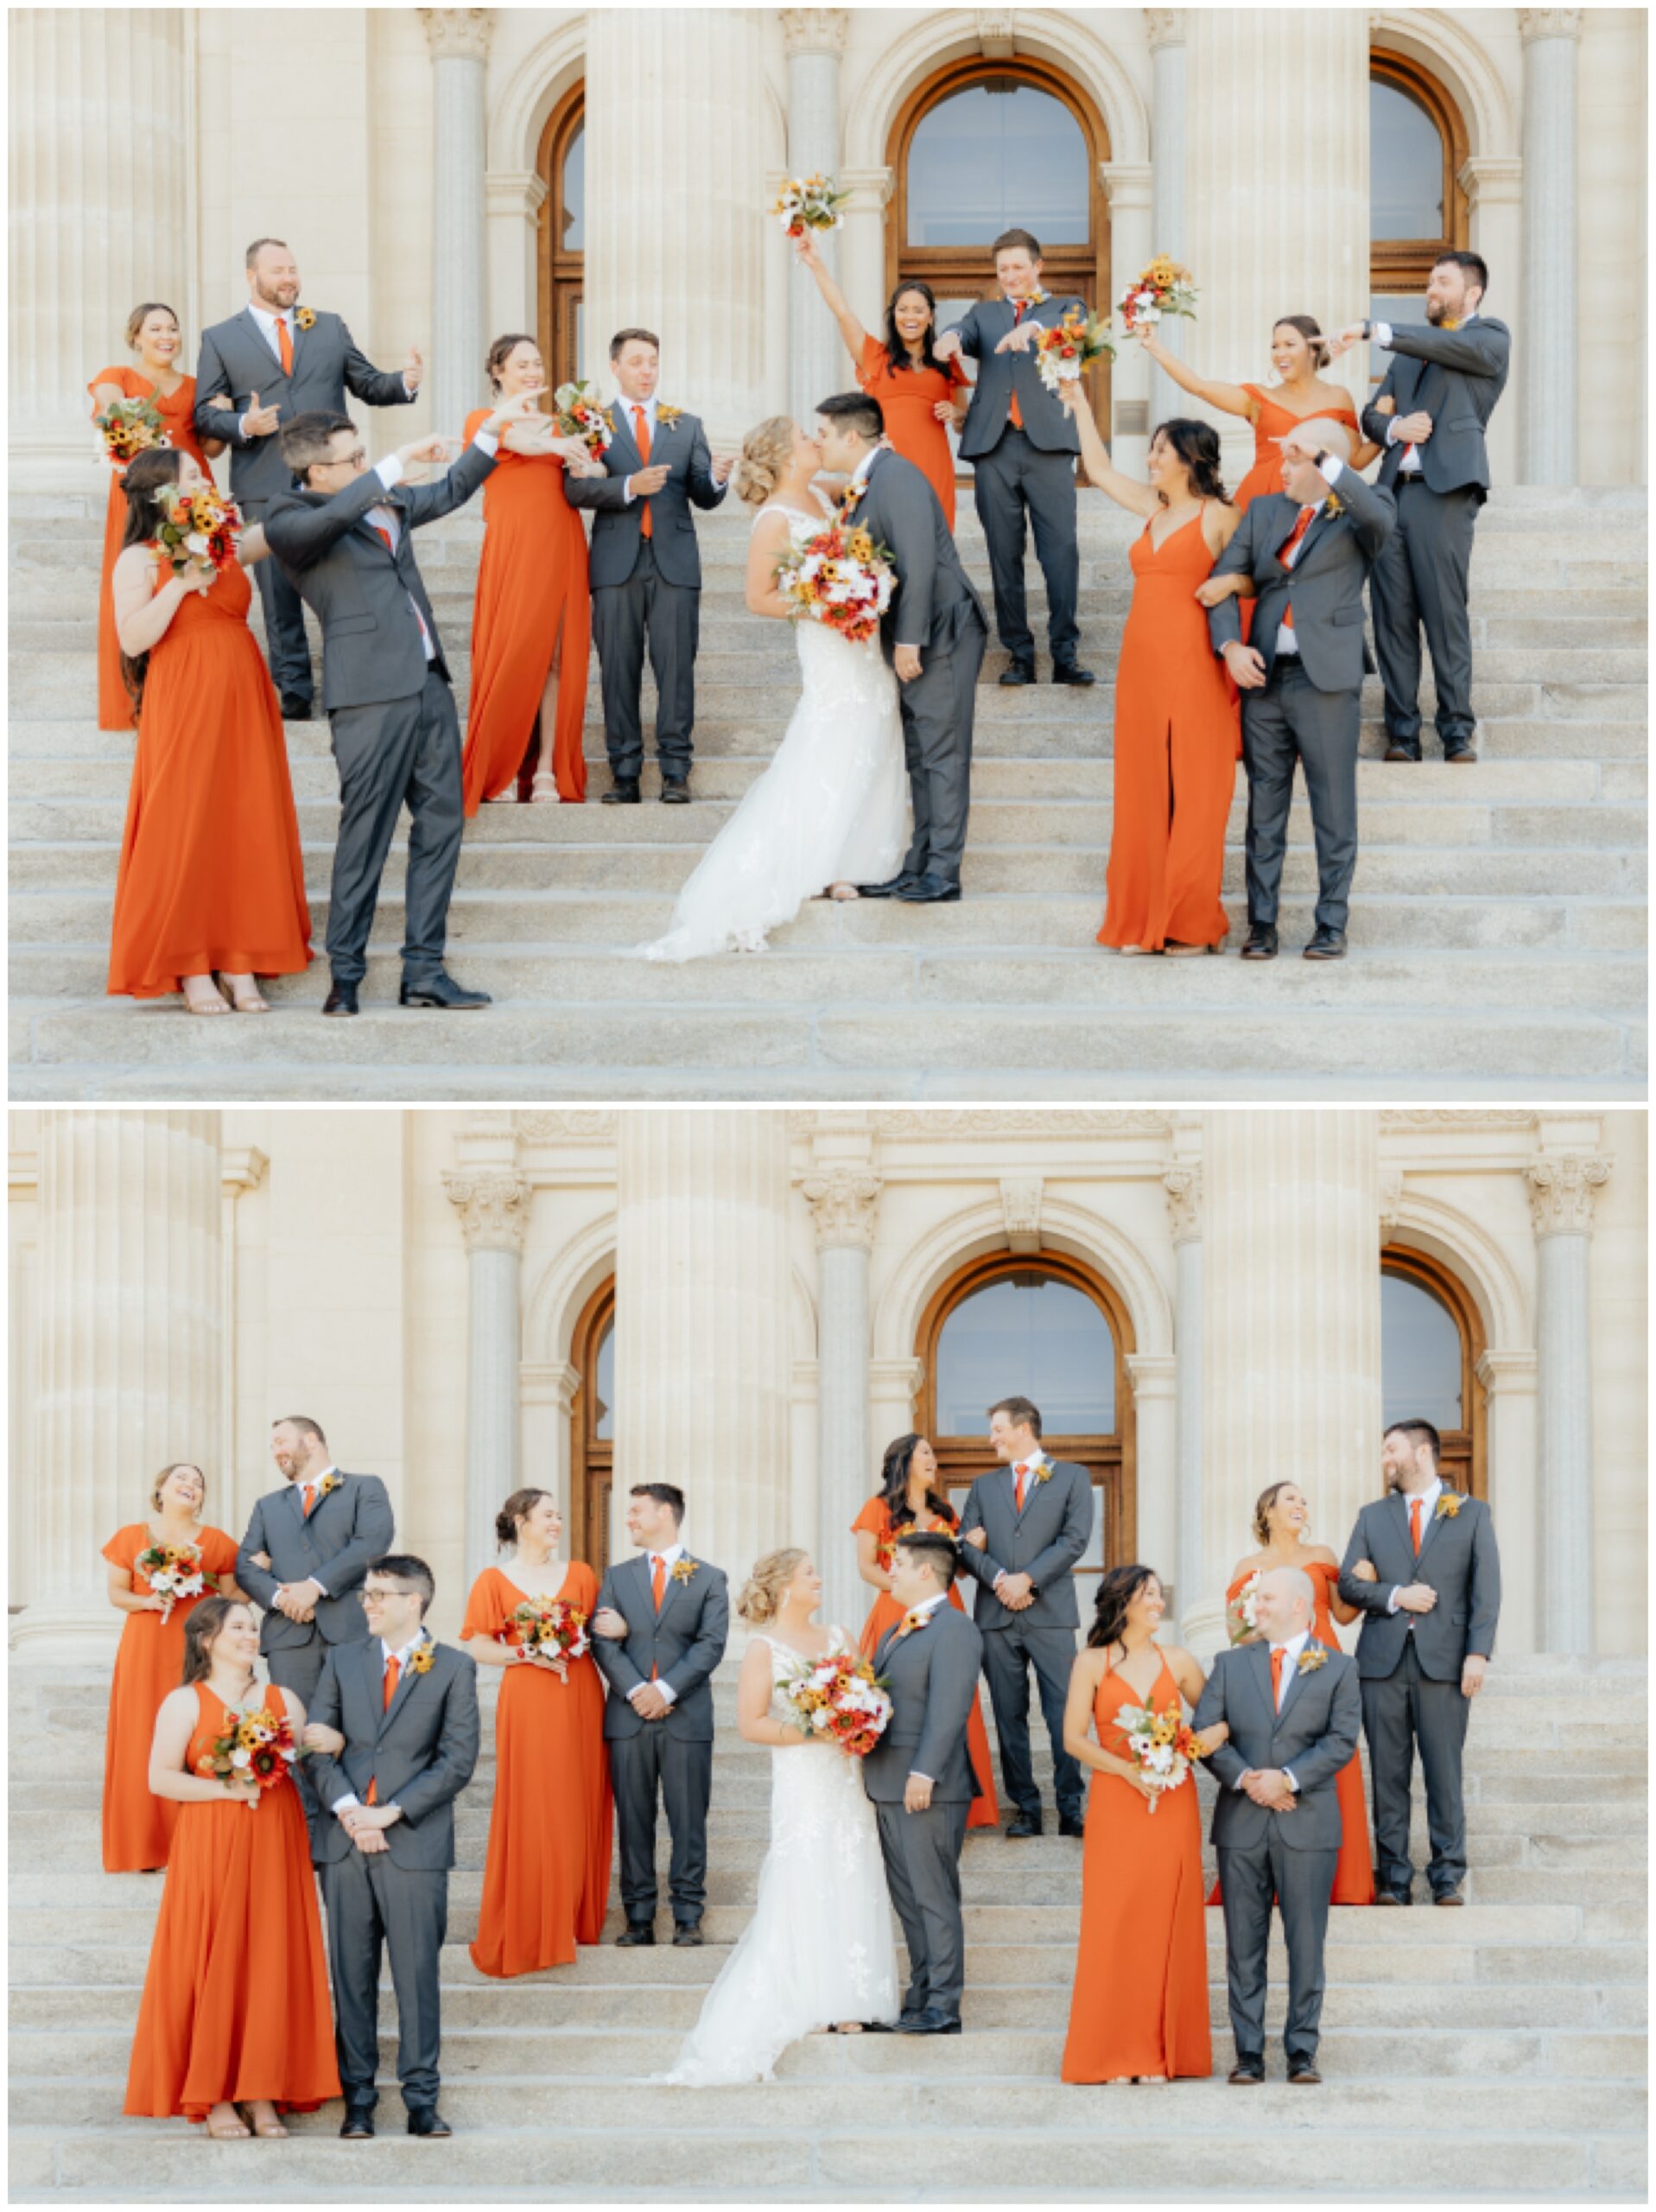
9, 1653, 1646, 2200
8, 486, 1646, 1102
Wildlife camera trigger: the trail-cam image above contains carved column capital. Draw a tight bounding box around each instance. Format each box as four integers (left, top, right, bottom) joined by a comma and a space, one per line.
1162, 1163, 1202, 1244
445, 1168, 533, 1255
1145, 9, 1187, 51
999, 1175, 1044, 1255
1525, 1153, 1611, 1238
1378, 1166, 1405, 1239
802, 1166, 882, 1252
420, 7, 494, 60
779, 7, 850, 57
1518, 8, 1584, 43
221, 1146, 268, 1199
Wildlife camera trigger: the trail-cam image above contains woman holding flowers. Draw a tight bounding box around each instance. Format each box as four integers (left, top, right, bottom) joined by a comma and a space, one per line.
460, 334, 603, 813
89, 303, 223, 731
460, 1488, 612, 1976
124, 1595, 339, 2135
852, 1433, 999, 1829
1061, 1565, 1223, 2085
105, 444, 312, 1013
101, 1464, 242, 1872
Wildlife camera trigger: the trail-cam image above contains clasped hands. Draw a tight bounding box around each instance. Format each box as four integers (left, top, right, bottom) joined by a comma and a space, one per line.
339, 1801, 400, 1854
1238, 1767, 1297, 1814
960, 1528, 1036, 1612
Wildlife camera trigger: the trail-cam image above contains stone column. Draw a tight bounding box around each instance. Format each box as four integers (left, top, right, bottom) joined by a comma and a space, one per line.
1459, 156, 1524, 489
1519, 10, 1583, 484
1163, 1158, 1204, 1641
485, 168, 549, 358
1526, 1148, 1610, 1651
1099, 162, 1154, 476
444, 1162, 532, 1591
782, 10, 850, 429
584, 8, 766, 449
1125, 1352, 1177, 1590
1145, 10, 1189, 426
220, 1145, 268, 1532
1475, 1348, 1539, 1656
614, 1113, 792, 1573
14, 1112, 222, 1659
838, 166, 895, 362
1190, 1111, 1380, 1658
422, 10, 494, 436
803, 1161, 880, 1637
9, 8, 194, 489
521, 1359, 581, 1522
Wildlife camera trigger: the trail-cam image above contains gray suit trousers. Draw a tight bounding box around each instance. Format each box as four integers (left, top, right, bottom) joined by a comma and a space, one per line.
970, 429, 1081, 667
1367, 480, 1479, 752
1217, 1833, 1339, 2067
1361, 1637, 1470, 1895
244, 499, 314, 704
1241, 662, 1361, 932
327, 668, 463, 985
592, 539, 699, 780
899, 616, 987, 885
876, 1797, 969, 2020
980, 1622, 1083, 1821
608, 1726, 714, 1923
320, 1850, 449, 2109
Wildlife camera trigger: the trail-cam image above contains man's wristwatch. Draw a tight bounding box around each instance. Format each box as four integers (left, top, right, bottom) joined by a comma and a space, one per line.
1361, 320, 1373, 341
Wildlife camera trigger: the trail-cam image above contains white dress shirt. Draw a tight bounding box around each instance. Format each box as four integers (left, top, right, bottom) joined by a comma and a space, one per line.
630, 1540, 686, 1709
993, 1448, 1049, 1595
1233, 1624, 1311, 1796
900, 1590, 954, 1782
240, 301, 416, 435
619, 393, 729, 507
1374, 312, 1479, 475
1386, 1479, 1443, 1613
362, 435, 497, 664
283, 1467, 337, 1599
331, 1630, 428, 1815
1273, 454, 1345, 660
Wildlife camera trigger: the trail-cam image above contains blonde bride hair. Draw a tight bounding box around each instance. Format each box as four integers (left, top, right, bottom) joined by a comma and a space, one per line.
735, 416, 796, 507
736, 1547, 809, 1625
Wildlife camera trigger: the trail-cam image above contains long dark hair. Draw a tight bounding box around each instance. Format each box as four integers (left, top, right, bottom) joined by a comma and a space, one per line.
877, 1433, 955, 1531
1086, 1563, 1160, 1651
181, 1594, 251, 1687
1150, 418, 1229, 506
882, 280, 946, 377
117, 446, 187, 714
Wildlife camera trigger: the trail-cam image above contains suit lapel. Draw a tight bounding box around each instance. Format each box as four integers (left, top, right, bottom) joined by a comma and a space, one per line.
1273, 1640, 1318, 1733
377, 1634, 428, 1736
654, 1554, 693, 1633
1389, 1489, 1421, 1578
1412, 1494, 1458, 1574
1248, 1637, 1279, 1732
611, 401, 642, 468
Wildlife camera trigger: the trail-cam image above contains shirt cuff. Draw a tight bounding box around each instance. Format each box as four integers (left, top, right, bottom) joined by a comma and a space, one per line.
1387, 1587, 1402, 1614
910, 1771, 933, 1785
623, 475, 637, 504
1318, 454, 1343, 486
238, 413, 251, 440
375, 453, 406, 492
657, 1681, 678, 1708
1283, 1768, 1299, 1794
1373, 321, 1393, 350
403, 373, 416, 399
307, 1577, 328, 1599
1386, 419, 1408, 448
471, 428, 498, 458
332, 1792, 361, 1815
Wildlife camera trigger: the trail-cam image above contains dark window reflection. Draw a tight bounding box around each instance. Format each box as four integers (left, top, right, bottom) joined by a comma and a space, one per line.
908, 81, 1088, 248
1370, 79, 1443, 239
562, 123, 586, 251
936, 1274, 1115, 1434
1380, 1273, 1463, 1433
594, 1314, 613, 1440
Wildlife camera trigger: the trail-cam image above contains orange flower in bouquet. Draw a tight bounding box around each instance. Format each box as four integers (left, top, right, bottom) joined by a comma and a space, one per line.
776, 521, 896, 647
195, 1703, 308, 1800
1119, 257, 1198, 335
151, 482, 241, 576
134, 1539, 205, 1624
552, 378, 613, 459
1033, 305, 1115, 395
498, 1596, 591, 1665
784, 1650, 895, 1758
95, 396, 170, 472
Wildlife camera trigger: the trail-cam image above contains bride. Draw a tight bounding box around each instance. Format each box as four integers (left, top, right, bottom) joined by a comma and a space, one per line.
657, 1549, 899, 2084
637, 419, 907, 962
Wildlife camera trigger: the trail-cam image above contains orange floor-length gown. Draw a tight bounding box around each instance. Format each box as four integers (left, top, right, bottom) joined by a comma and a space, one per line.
100, 1523, 239, 1872
459, 410, 592, 810
1209, 1561, 1374, 1908
88, 366, 210, 732
1061, 1656, 1212, 2082
851, 1496, 999, 1830
856, 336, 971, 530
461, 1562, 614, 1977
106, 558, 313, 998
1097, 511, 1240, 953
124, 1684, 341, 2120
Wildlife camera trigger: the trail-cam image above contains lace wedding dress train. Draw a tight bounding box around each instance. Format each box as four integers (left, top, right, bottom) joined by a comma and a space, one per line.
656, 1629, 899, 2086
638, 499, 908, 963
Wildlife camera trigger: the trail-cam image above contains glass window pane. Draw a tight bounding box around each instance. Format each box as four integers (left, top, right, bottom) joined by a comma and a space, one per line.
1367, 294, 1427, 387
562, 122, 585, 251
934, 1274, 1114, 1435
1370, 80, 1443, 240
907, 81, 1088, 248
593, 1316, 614, 1440
1075, 1488, 1106, 1573
1380, 1273, 1462, 1433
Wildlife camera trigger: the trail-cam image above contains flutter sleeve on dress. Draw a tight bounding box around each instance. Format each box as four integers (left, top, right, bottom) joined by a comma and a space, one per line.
101, 1525, 140, 1570
460, 1568, 504, 1642
461, 408, 491, 452
855, 336, 891, 396
89, 366, 141, 403
850, 1497, 888, 1539
201, 1527, 241, 1580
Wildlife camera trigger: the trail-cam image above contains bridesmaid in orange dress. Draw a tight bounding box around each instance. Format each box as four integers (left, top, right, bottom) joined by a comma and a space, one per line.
851, 1433, 999, 1831
1061, 1565, 1223, 2084
1209, 1481, 1375, 1908
102, 1463, 242, 1873
106, 445, 313, 1013
461, 1488, 614, 1977
460, 334, 598, 812
124, 1596, 340, 2137
89, 303, 221, 732
794, 232, 971, 526
1063, 385, 1242, 956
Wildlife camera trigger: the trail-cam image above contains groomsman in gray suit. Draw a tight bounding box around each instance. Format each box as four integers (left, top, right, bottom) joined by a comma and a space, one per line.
305, 1555, 480, 2139
935, 228, 1094, 690
1194, 1567, 1363, 2084
957, 1395, 1093, 1836
563, 329, 735, 804
1335, 252, 1511, 764
591, 1484, 730, 1945
194, 238, 421, 720
1338, 1418, 1501, 1907
862, 1530, 985, 2035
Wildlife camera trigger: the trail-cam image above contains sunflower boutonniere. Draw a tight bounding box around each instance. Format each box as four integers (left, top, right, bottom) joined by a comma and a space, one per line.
656, 404, 684, 429
898, 1608, 933, 1637
1033, 1461, 1054, 1485
408, 1638, 437, 1675
670, 1557, 698, 1586
1297, 1644, 1329, 1675
840, 477, 869, 519
1323, 492, 1345, 518
314, 1471, 342, 1503
295, 307, 316, 333
1434, 1493, 1464, 1522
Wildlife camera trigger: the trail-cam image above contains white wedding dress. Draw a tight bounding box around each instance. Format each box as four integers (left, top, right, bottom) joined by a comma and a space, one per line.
656, 1628, 900, 2085
638, 495, 908, 962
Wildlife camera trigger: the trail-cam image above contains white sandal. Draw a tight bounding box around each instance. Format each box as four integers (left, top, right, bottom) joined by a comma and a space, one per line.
530, 772, 561, 804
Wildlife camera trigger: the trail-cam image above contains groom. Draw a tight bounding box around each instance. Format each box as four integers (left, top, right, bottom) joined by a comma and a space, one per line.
814, 392, 988, 904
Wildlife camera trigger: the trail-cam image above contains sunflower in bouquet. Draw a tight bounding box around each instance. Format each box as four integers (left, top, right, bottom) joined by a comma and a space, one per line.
94, 395, 170, 471
1119, 256, 1198, 335
151, 481, 242, 577
1032, 305, 1116, 395
772, 173, 850, 241
195, 1702, 308, 1802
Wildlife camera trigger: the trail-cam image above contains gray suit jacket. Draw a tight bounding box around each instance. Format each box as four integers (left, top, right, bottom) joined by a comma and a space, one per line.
861, 1602, 984, 1803
194, 307, 414, 506
562, 403, 727, 588
262, 438, 496, 711
947, 295, 1086, 460
306, 1633, 479, 1869
1360, 316, 1511, 499
1206, 460, 1396, 692
1194, 1638, 1362, 1853
1338, 1489, 1501, 1681
593, 1551, 730, 1741
956, 1458, 1093, 1633
847, 448, 987, 661
237, 1471, 395, 1654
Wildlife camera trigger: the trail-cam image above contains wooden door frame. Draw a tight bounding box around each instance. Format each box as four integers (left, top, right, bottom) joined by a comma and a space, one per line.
568, 1272, 614, 1572
1380, 1243, 1487, 1500
536, 80, 585, 389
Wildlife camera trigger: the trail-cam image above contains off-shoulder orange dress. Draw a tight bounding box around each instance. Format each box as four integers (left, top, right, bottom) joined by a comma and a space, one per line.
1062, 1655, 1212, 2082
101, 1522, 240, 1872
1234, 385, 1362, 511
851, 1496, 999, 1829
461, 1562, 614, 1977
459, 410, 592, 810
88, 366, 210, 731
1097, 509, 1240, 953
106, 557, 313, 998
855, 336, 971, 529
124, 1684, 341, 2120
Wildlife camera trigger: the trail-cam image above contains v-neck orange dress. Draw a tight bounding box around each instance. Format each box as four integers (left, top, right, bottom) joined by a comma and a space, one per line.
89, 365, 211, 730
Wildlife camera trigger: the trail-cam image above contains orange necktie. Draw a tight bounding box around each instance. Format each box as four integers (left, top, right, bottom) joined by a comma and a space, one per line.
651, 1554, 666, 1610
1270, 1645, 1285, 1710
278, 317, 294, 378
1411, 1497, 1423, 1557
374, 523, 395, 557
366, 1651, 400, 1805
1278, 504, 1317, 633
302, 1484, 315, 1517
1014, 1461, 1030, 1512
1008, 301, 1025, 430
633, 407, 653, 538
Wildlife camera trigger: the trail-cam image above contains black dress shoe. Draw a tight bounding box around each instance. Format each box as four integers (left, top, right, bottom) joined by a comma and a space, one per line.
1443, 742, 1477, 765
1287, 2063, 1323, 2086
856, 873, 922, 899
601, 779, 642, 804
895, 874, 961, 903
672, 1920, 705, 1947
399, 972, 492, 1009
1384, 742, 1421, 763
1058, 1814, 1086, 1840
616, 1920, 656, 1946
998, 662, 1037, 686
322, 979, 359, 1017
407, 2107, 452, 2138
1432, 1886, 1465, 1907
1006, 1811, 1043, 1839
279, 693, 314, 723
1303, 927, 1347, 961
1228, 2063, 1265, 2085
893, 2010, 961, 2036
660, 779, 691, 804
1375, 1888, 1412, 1907
339, 2105, 376, 2139
1240, 924, 1278, 961
1051, 662, 1096, 687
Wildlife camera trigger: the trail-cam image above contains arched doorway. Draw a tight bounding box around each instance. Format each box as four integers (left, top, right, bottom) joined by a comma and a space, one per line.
1367, 51, 1469, 378
886, 59, 1112, 467
568, 1273, 614, 1569
536, 82, 585, 387
914, 1251, 1135, 1590
1380, 1245, 1486, 1498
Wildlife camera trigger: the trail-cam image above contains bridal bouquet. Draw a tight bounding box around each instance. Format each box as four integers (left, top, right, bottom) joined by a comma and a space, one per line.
94, 395, 169, 471
1118, 1701, 1209, 1814
498, 1596, 591, 1664
775, 521, 896, 646
150, 482, 241, 576
771, 172, 850, 240
196, 1703, 307, 1802
1226, 1569, 1262, 1646
552, 378, 612, 458
1032, 305, 1116, 393
784, 1650, 894, 1758
133, 1540, 206, 1624
1118, 257, 1198, 334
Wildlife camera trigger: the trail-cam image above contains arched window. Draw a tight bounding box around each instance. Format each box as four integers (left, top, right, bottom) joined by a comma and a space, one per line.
568, 1273, 614, 1570
538, 84, 585, 388
1380, 1246, 1486, 1497
1368, 52, 1469, 371
915, 1251, 1135, 1583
